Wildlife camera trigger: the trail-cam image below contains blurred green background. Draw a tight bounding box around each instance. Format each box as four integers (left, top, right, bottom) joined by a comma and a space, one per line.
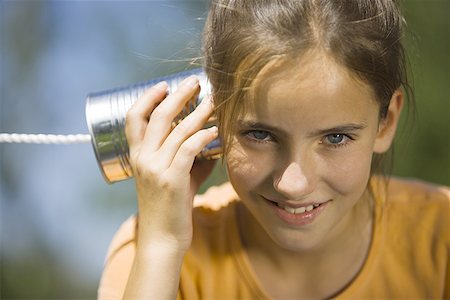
392, 1, 450, 185
0, 1, 448, 299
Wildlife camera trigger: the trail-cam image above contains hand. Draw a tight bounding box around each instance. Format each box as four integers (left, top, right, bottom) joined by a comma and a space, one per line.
125, 75, 218, 252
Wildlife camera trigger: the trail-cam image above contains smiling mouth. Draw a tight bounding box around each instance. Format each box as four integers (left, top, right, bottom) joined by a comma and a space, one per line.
275, 203, 323, 214
264, 198, 327, 215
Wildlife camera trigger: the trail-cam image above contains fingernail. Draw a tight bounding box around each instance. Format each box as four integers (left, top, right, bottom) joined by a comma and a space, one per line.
209, 126, 218, 134
182, 75, 199, 88
154, 81, 168, 91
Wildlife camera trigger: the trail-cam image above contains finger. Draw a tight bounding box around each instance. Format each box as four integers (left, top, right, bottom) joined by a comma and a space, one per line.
141, 75, 200, 153
167, 126, 219, 177
155, 94, 214, 166
125, 81, 168, 151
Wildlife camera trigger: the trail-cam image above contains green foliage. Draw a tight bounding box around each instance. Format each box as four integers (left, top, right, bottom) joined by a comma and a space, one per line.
392, 1, 450, 185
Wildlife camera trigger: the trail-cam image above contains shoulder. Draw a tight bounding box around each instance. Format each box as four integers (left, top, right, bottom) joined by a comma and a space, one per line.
194, 181, 239, 210
382, 176, 450, 208
104, 215, 138, 262
189, 182, 240, 259
98, 215, 137, 299
192, 182, 239, 227
346, 178, 450, 300
181, 184, 247, 298
372, 176, 449, 242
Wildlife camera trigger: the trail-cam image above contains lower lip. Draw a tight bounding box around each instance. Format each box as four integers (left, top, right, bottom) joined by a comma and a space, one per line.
266, 199, 329, 226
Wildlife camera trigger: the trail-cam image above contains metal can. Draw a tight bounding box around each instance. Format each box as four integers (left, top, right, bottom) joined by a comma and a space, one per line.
85, 68, 221, 184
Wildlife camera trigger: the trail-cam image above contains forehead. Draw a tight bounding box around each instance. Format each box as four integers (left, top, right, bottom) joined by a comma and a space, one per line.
245, 52, 378, 123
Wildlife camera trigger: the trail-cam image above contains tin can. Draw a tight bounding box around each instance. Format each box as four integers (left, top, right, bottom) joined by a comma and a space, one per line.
85, 68, 221, 184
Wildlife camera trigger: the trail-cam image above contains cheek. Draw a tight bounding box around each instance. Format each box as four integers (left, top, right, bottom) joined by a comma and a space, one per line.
225, 142, 273, 191
321, 148, 373, 197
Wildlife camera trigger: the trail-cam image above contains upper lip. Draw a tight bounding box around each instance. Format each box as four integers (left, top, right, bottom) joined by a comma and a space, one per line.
262, 196, 328, 208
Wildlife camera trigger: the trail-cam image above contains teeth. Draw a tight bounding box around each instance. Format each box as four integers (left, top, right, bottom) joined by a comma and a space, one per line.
295, 206, 306, 214
284, 206, 296, 214
277, 203, 320, 214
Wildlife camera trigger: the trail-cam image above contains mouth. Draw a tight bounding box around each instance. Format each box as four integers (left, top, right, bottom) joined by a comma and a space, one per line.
274, 202, 323, 215
263, 197, 330, 226
263, 197, 328, 215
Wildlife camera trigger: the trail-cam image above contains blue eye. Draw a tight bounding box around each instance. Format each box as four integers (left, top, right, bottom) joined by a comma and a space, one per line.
249, 130, 269, 140
246, 130, 272, 142
326, 134, 345, 144
323, 133, 353, 148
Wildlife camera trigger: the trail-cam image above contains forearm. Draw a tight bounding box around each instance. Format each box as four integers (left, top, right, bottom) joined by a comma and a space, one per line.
123, 243, 186, 300
121, 76, 215, 299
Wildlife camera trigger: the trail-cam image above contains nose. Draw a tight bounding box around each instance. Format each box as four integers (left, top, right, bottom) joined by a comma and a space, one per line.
273, 161, 316, 200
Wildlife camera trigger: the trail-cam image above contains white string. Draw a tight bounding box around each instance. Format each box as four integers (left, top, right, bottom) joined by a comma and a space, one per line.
0, 133, 91, 145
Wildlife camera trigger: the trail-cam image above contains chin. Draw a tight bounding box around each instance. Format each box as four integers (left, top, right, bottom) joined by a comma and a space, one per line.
266, 226, 328, 252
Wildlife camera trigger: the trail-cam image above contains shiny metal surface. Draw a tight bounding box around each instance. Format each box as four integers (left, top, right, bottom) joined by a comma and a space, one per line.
85, 69, 219, 184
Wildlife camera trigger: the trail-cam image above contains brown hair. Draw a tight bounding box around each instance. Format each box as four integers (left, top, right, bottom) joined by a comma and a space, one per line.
202, 0, 412, 172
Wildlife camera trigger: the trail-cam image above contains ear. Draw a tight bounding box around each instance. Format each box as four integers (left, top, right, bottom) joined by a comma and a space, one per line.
373, 90, 404, 154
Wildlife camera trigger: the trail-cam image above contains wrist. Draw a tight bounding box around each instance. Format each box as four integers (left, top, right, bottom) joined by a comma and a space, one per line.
136, 219, 193, 254
135, 237, 189, 262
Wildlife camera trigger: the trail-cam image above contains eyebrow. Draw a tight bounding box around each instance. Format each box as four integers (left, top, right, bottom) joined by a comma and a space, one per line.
237, 120, 282, 133
309, 123, 367, 137
237, 120, 367, 137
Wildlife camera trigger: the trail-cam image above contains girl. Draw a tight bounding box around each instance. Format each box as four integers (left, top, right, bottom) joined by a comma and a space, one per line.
98, 0, 449, 299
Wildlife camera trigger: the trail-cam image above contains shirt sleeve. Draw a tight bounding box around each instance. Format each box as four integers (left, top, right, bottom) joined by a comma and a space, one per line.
97, 215, 137, 300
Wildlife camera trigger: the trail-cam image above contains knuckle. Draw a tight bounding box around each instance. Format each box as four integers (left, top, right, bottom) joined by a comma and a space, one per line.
137, 166, 175, 191
133, 155, 158, 178
150, 106, 169, 122
125, 106, 139, 121
179, 141, 199, 157
173, 122, 191, 137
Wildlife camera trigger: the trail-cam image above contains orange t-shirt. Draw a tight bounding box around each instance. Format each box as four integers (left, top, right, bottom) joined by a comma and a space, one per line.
98, 177, 450, 299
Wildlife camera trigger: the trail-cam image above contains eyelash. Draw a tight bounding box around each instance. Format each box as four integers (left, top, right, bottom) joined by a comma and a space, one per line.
243, 130, 274, 144
243, 130, 354, 148
321, 134, 354, 148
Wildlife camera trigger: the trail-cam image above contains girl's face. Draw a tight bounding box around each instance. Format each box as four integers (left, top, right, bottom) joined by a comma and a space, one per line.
226, 53, 400, 251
